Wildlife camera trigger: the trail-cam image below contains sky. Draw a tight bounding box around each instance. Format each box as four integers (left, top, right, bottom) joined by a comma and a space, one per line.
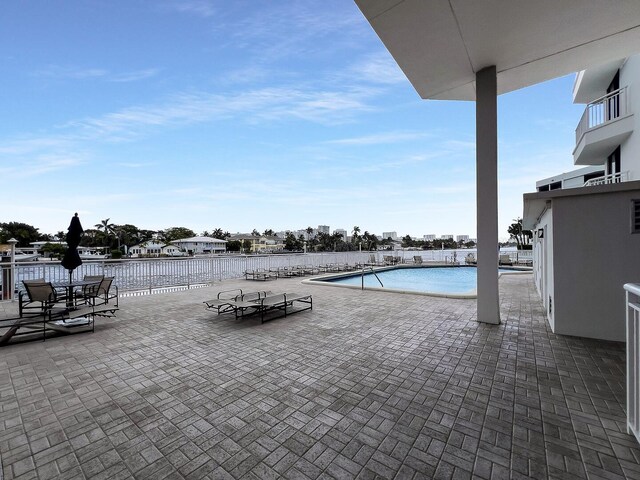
1, 0, 585, 240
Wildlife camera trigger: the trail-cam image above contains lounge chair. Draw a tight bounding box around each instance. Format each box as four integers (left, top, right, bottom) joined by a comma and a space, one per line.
413, 256, 423, 265
499, 254, 513, 266
204, 290, 273, 319
244, 269, 276, 281
204, 290, 312, 322
203, 289, 243, 314
256, 292, 313, 323
368, 254, 384, 266
300, 265, 320, 275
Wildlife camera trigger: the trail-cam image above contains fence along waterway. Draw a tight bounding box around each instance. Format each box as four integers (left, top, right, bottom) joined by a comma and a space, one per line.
2, 249, 531, 298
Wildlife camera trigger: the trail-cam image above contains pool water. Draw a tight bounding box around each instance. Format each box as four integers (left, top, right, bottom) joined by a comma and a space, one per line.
324, 267, 512, 295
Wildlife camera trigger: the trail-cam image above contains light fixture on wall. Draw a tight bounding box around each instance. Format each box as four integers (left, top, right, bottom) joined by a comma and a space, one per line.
537, 229, 544, 238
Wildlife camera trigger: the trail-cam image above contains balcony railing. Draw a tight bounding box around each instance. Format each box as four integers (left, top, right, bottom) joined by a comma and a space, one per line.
624, 283, 640, 444
584, 171, 629, 187
576, 87, 628, 144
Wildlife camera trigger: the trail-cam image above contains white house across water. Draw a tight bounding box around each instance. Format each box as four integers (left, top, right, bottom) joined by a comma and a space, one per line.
170, 236, 226, 255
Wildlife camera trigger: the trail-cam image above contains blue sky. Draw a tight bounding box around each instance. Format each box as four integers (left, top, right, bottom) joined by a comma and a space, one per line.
1, 0, 584, 240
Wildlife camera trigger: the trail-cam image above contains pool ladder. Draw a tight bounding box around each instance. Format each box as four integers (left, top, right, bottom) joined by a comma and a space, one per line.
361, 265, 384, 290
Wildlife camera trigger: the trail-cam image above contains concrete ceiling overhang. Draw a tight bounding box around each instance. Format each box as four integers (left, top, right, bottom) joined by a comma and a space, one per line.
573, 59, 626, 104
355, 0, 640, 101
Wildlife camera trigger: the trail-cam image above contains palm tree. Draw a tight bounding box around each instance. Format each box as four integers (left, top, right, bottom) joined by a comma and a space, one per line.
95, 218, 116, 246
351, 226, 361, 244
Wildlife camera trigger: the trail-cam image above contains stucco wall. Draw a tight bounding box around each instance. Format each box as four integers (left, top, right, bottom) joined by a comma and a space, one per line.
552, 189, 640, 341
532, 208, 554, 330
621, 55, 640, 179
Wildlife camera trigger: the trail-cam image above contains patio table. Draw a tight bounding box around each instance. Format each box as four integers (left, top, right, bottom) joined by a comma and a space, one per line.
51, 280, 101, 308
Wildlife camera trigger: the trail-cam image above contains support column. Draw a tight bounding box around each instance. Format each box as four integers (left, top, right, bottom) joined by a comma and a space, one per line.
476, 66, 500, 324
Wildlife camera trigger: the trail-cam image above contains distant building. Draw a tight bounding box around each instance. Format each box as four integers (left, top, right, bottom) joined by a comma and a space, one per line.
536, 165, 605, 191
382, 231, 397, 240
317, 225, 330, 234
170, 236, 226, 254
227, 234, 284, 253
456, 235, 470, 242
334, 229, 347, 240
423, 234, 436, 241
129, 241, 185, 257
440, 234, 454, 240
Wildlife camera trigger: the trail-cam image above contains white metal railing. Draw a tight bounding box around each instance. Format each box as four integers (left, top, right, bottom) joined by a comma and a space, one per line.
0, 249, 529, 300
576, 86, 628, 144
625, 283, 640, 445
584, 171, 630, 187
0, 252, 376, 299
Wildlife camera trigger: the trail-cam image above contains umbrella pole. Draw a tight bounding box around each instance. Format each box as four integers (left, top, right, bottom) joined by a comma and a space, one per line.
68, 270, 74, 308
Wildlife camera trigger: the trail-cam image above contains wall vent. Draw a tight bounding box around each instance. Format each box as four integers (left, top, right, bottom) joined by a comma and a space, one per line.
633, 200, 640, 234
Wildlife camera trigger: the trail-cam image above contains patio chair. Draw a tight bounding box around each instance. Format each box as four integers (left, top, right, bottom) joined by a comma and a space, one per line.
78, 275, 104, 301
19, 280, 67, 318
81, 277, 119, 316
465, 253, 477, 265
413, 256, 423, 265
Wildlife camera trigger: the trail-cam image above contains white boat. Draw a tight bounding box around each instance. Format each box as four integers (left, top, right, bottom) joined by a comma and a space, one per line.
78, 247, 110, 260
2, 253, 41, 262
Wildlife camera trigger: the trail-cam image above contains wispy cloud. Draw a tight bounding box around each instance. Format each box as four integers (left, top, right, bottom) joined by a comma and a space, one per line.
34, 65, 159, 83
2, 153, 85, 178
350, 52, 407, 85
327, 131, 431, 146
0, 84, 380, 176
111, 69, 161, 83
35, 66, 108, 79
217, 3, 366, 62
117, 162, 155, 168
64, 86, 376, 141
170, 0, 216, 17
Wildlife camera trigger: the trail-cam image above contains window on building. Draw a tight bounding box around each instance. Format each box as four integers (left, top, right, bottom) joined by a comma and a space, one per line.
632, 200, 640, 234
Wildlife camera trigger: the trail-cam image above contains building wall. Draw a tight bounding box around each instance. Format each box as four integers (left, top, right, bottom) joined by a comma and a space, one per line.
552, 189, 640, 341
621, 55, 640, 179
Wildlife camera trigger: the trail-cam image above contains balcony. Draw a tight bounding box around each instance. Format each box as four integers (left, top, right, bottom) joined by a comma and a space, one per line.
574, 87, 634, 165
583, 170, 629, 187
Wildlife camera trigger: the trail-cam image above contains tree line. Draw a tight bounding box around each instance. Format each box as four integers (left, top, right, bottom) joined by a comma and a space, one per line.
0, 219, 530, 254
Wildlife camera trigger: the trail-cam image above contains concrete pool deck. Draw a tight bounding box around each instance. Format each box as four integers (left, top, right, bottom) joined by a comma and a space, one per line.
0, 274, 638, 479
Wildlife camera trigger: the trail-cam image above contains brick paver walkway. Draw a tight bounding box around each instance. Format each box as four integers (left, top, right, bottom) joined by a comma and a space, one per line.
1, 274, 639, 479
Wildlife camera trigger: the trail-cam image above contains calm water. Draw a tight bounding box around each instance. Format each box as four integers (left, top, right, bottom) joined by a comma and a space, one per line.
325, 266, 513, 294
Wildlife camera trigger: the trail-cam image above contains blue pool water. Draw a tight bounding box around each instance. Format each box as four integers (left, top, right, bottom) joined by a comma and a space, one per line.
324, 267, 513, 295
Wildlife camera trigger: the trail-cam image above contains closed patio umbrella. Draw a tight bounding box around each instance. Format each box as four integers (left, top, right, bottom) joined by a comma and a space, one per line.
61, 213, 84, 286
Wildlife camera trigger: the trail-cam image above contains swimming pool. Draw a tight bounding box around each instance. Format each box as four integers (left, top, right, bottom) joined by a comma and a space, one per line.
304, 266, 527, 298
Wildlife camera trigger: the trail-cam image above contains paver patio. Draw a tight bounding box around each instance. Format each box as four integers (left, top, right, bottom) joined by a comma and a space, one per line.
1, 274, 639, 479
